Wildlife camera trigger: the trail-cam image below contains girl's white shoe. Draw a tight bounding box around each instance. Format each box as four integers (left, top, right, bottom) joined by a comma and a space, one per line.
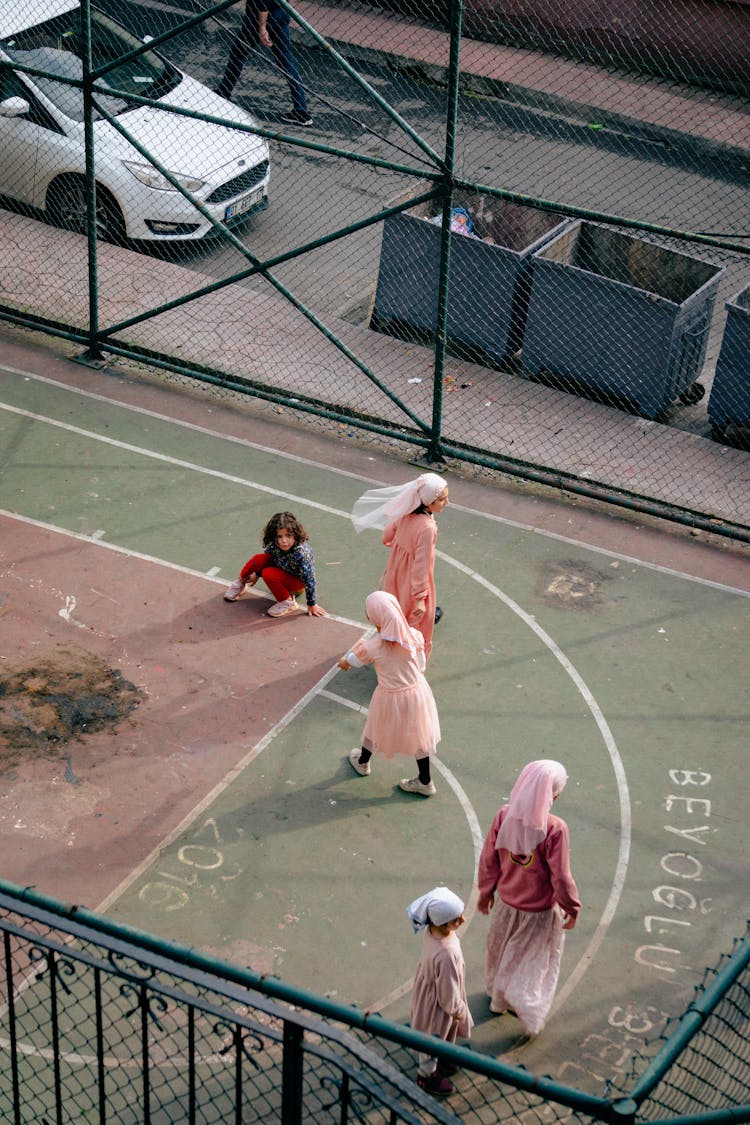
223, 579, 246, 602
399, 777, 437, 797
348, 748, 371, 776
267, 598, 301, 617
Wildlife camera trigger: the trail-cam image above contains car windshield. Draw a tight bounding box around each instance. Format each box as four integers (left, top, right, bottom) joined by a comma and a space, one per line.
0, 7, 180, 121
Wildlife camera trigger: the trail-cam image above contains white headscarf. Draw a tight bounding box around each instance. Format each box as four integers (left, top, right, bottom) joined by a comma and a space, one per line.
407, 886, 465, 933
495, 759, 568, 855
352, 473, 447, 533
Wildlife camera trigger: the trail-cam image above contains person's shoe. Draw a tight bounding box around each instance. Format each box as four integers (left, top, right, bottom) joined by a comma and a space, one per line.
434, 606, 443, 624
399, 777, 437, 797
348, 748, 371, 776
279, 109, 313, 126
224, 579, 246, 602
437, 1061, 459, 1077
417, 1071, 453, 1097
267, 598, 301, 617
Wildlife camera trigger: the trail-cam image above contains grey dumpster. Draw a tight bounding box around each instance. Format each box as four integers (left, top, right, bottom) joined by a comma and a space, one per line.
372, 194, 571, 364
521, 222, 725, 419
707, 282, 750, 441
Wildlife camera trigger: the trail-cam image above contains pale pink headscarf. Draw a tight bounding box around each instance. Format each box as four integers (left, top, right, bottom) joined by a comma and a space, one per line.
351, 473, 447, 532
364, 591, 424, 657
495, 759, 568, 855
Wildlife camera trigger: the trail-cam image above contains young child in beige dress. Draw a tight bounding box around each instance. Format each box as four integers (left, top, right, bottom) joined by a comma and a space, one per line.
407, 886, 474, 1097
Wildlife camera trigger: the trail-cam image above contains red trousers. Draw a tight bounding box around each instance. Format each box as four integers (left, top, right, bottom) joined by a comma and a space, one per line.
240, 553, 304, 602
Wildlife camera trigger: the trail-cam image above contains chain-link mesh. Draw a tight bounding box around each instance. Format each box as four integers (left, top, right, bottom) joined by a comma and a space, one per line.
2, 887, 750, 1123
0, 892, 608, 1124
627, 923, 750, 1122
0, 0, 748, 533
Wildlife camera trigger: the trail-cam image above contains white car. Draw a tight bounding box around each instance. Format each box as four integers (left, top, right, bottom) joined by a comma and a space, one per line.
0, 0, 270, 242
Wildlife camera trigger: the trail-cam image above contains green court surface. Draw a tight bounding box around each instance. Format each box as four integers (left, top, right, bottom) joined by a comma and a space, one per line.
1, 353, 749, 1092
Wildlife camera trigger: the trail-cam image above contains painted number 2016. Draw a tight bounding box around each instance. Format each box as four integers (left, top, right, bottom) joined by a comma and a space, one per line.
137, 817, 244, 912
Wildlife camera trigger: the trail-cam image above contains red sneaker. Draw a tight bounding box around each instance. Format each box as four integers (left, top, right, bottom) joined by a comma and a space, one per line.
417, 1071, 454, 1097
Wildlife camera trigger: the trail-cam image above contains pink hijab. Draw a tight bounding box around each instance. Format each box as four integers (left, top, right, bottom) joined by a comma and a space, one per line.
364, 591, 424, 657
495, 759, 568, 855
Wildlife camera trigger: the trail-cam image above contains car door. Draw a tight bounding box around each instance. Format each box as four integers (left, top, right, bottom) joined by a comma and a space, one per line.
0, 66, 63, 209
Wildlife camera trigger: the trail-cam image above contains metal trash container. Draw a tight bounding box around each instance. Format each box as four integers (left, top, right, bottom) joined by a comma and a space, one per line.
521, 222, 725, 419
372, 194, 570, 364
707, 282, 750, 441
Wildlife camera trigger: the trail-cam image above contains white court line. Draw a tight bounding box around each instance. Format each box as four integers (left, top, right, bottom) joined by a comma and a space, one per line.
1, 404, 630, 1010
1, 388, 638, 1012
4, 367, 749, 595
435, 548, 631, 1016
0, 508, 364, 631
95, 660, 346, 916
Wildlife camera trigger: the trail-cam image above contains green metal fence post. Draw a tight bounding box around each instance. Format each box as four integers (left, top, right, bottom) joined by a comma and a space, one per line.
73, 0, 105, 367
281, 1020, 304, 1125
609, 1098, 638, 1124
427, 0, 464, 466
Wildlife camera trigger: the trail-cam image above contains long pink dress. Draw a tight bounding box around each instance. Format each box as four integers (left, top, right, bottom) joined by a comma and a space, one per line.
411, 929, 474, 1046
478, 808, 581, 1035
353, 634, 440, 759
382, 513, 438, 659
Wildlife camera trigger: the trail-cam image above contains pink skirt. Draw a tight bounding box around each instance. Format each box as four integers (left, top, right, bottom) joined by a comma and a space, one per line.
484, 899, 565, 1035
361, 680, 440, 759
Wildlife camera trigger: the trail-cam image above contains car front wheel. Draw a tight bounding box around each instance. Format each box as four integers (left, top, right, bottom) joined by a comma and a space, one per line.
46, 175, 126, 245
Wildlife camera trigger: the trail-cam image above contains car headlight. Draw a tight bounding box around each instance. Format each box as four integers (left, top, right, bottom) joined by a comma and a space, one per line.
123, 161, 206, 193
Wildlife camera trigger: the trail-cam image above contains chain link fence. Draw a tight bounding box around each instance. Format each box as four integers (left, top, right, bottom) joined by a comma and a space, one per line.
0, 0, 748, 536
1, 882, 749, 1124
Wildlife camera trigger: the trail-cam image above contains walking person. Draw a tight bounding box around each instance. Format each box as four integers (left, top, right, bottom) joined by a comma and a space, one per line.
216, 0, 313, 127
223, 511, 326, 616
337, 591, 441, 796
407, 886, 474, 1098
477, 759, 581, 1037
351, 473, 449, 661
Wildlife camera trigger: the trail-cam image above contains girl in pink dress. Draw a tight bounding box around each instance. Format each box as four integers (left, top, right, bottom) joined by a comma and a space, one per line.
351, 474, 449, 660
407, 886, 474, 1097
337, 591, 441, 797
477, 759, 581, 1037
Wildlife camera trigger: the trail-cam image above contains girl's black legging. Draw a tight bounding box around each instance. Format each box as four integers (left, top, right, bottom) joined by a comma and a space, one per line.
358, 748, 431, 783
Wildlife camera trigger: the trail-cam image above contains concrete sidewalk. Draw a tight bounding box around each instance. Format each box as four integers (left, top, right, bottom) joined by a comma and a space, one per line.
293, 0, 750, 169
2, 208, 749, 532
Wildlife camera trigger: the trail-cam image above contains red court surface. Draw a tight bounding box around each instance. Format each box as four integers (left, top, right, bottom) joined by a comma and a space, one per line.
0, 515, 361, 909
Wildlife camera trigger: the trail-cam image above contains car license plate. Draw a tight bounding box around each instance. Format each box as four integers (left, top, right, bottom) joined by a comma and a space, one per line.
225, 187, 264, 221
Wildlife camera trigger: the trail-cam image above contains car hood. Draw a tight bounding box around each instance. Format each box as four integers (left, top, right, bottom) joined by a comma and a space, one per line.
95, 75, 269, 180
3, 0, 77, 38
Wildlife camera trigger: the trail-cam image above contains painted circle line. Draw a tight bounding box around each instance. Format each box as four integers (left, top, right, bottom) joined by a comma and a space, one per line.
1, 377, 631, 1020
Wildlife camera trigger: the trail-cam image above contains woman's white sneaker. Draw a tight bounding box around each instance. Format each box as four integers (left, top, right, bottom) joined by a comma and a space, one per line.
399, 777, 437, 797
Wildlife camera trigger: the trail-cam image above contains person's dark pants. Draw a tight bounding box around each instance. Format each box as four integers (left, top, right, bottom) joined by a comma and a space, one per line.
217, 10, 308, 114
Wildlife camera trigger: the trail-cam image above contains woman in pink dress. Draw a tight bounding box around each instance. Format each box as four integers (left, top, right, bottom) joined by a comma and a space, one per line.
407, 886, 474, 1098
351, 474, 449, 660
477, 759, 581, 1036
337, 591, 441, 797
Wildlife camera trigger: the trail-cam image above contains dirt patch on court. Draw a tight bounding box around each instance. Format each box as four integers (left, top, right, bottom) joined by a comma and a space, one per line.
538, 559, 608, 608
0, 644, 144, 769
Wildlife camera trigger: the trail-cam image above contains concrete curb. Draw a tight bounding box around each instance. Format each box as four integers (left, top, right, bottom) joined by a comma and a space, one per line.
287, 1, 750, 174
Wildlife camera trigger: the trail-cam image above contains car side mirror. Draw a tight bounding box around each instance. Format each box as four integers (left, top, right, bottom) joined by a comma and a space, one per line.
142, 35, 153, 43
0, 96, 30, 118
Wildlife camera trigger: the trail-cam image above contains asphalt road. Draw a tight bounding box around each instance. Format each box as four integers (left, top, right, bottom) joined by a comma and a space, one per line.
104, 0, 750, 325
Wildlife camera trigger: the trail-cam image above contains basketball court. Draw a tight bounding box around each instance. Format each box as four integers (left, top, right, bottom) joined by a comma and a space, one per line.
1, 332, 748, 1095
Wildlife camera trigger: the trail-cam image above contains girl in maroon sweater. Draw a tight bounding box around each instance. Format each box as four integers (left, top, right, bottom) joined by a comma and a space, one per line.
477, 759, 581, 1036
